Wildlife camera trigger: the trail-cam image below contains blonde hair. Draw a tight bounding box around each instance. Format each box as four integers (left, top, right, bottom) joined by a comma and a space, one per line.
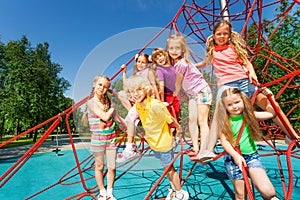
81, 75, 111, 126
167, 34, 192, 64
124, 75, 153, 98
133, 53, 151, 75
205, 20, 249, 65
215, 88, 261, 145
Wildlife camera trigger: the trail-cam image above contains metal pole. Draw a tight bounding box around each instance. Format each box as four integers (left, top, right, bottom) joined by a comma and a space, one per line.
220, 0, 230, 21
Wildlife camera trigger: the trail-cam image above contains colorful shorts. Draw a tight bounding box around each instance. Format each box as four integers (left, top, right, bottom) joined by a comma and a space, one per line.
190, 85, 212, 105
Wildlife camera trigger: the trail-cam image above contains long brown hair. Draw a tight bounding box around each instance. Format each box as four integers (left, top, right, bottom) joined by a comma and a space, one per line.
205, 20, 249, 65
215, 88, 261, 145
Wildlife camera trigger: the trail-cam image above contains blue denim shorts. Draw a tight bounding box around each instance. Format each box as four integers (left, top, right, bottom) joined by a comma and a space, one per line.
224, 151, 265, 180
153, 149, 174, 167
217, 78, 257, 99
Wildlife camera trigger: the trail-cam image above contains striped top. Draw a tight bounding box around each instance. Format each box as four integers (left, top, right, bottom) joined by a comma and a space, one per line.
88, 114, 117, 152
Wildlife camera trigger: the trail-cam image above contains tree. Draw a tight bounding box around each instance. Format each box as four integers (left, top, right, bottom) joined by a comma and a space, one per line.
0, 36, 71, 140
246, 0, 300, 130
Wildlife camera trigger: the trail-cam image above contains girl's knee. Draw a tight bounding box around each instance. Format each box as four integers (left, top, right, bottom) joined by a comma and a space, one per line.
107, 163, 116, 170
95, 163, 105, 171
262, 187, 277, 199
107, 167, 116, 173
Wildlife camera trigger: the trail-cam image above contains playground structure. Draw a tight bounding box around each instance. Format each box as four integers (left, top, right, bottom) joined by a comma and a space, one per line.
0, 0, 299, 199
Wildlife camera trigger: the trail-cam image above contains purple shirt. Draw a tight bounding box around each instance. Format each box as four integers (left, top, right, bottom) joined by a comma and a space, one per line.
174, 58, 207, 95
156, 65, 176, 94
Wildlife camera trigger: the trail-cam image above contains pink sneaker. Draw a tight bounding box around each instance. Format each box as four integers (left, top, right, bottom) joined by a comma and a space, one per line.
116, 148, 136, 163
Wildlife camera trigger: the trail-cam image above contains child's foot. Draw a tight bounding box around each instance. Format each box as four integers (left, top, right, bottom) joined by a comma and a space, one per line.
97, 194, 106, 200
173, 190, 189, 200
186, 150, 198, 156
190, 150, 216, 162
107, 194, 117, 200
165, 188, 175, 200
285, 135, 300, 149
116, 148, 136, 163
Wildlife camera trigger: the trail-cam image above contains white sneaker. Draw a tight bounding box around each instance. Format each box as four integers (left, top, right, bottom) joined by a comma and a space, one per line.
107, 194, 117, 200
198, 150, 216, 162
166, 188, 175, 200
172, 190, 189, 200
97, 194, 106, 200
116, 148, 136, 163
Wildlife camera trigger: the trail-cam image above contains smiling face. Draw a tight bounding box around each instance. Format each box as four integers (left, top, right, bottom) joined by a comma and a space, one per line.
94, 77, 110, 97
136, 55, 148, 71
223, 93, 245, 116
167, 38, 183, 62
154, 52, 167, 66
213, 24, 231, 46
130, 87, 147, 103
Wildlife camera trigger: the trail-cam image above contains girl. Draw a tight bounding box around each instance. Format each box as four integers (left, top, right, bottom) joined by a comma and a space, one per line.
167, 34, 215, 160
118, 53, 160, 111
196, 20, 299, 149
216, 87, 279, 200
151, 47, 180, 122
82, 75, 117, 200
117, 53, 160, 162
124, 75, 189, 200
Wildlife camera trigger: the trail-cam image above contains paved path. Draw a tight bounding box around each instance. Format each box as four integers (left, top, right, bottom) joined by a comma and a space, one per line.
0, 135, 90, 160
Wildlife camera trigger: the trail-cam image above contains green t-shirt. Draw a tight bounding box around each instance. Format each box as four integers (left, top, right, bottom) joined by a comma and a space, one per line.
230, 115, 258, 154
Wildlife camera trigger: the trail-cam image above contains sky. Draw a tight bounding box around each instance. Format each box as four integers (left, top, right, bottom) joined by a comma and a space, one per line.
0, 0, 183, 101
0, 0, 281, 102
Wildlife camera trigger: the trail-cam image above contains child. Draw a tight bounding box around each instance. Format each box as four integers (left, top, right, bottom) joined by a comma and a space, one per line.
82, 75, 117, 200
124, 75, 189, 200
216, 87, 279, 200
151, 47, 180, 122
117, 53, 160, 162
196, 20, 299, 151
167, 34, 214, 160
118, 53, 160, 111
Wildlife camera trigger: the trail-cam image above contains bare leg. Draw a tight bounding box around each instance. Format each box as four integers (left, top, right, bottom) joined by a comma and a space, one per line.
166, 166, 182, 191
207, 114, 219, 152
93, 152, 105, 190
255, 93, 299, 140
118, 93, 132, 111
197, 104, 211, 154
188, 98, 199, 153
249, 168, 279, 199
231, 179, 247, 200
106, 149, 117, 189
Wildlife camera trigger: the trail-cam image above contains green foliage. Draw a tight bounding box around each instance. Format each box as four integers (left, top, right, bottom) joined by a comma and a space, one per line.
0, 36, 71, 139
246, 0, 300, 130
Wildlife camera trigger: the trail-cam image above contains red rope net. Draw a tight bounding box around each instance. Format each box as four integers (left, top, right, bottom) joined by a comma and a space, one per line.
1, 1, 299, 199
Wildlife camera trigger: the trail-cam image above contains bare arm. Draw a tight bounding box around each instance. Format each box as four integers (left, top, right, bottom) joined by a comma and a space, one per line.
244, 59, 258, 84
170, 116, 181, 130
220, 133, 246, 170
195, 60, 207, 68
148, 70, 160, 100
121, 64, 127, 81
158, 80, 165, 102
254, 87, 276, 120
173, 73, 184, 97
87, 99, 115, 122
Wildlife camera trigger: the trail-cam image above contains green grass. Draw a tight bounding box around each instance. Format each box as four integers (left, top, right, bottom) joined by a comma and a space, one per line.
0, 135, 53, 149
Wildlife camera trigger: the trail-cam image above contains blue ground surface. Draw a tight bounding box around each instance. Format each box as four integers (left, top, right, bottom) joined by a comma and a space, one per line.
0, 144, 300, 200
